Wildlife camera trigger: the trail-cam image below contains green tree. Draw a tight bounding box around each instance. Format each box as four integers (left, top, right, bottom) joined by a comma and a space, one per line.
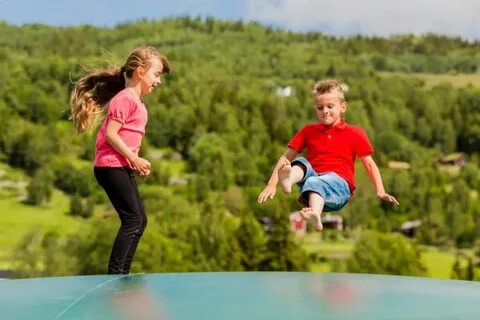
68, 194, 94, 219
235, 211, 268, 270
12, 229, 78, 278
344, 231, 426, 276
189, 133, 234, 190
26, 166, 54, 205
195, 194, 244, 271
260, 200, 309, 271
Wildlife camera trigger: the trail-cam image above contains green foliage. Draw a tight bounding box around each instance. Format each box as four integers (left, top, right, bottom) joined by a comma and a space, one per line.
6, 124, 57, 174
189, 133, 234, 190
76, 220, 117, 275
26, 166, 54, 205
51, 158, 96, 196
451, 254, 475, 281
68, 194, 95, 219
12, 229, 78, 277
343, 231, 426, 276
260, 199, 309, 271
235, 211, 268, 270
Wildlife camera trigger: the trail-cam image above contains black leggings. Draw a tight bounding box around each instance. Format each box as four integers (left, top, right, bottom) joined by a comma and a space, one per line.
94, 167, 147, 274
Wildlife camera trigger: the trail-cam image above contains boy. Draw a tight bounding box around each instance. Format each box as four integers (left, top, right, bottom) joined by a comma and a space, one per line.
258, 79, 398, 231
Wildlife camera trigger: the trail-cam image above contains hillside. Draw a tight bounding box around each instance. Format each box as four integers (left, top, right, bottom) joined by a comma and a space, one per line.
1, 17, 480, 278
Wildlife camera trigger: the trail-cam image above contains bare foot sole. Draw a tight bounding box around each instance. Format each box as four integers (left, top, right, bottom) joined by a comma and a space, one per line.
278, 161, 292, 194
311, 214, 323, 231
300, 207, 323, 231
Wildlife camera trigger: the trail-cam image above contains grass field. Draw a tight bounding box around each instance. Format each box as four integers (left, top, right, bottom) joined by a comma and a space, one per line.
0, 190, 85, 269
378, 71, 480, 88
0, 162, 86, 269
420, 248, 456, 279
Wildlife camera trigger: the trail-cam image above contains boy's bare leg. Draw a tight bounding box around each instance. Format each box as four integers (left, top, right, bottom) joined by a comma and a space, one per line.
278, 160, 304, 194
300, 192, 324, 231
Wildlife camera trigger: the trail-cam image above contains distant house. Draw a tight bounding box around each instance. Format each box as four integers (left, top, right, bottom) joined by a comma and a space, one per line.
340, 83, 350, 92
400, 219, 422, 238
388, 161, 411, 170
322, 214, 344, 231
437, 152, 468, 167
288, 212, 343, 233
276, 86, 293, 97
289, 212, 307, 235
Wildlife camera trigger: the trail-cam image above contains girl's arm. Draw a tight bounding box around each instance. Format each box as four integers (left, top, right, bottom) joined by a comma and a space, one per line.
360, 155, 399, 205
258, 148, 298, 203
105, 119, 151, 176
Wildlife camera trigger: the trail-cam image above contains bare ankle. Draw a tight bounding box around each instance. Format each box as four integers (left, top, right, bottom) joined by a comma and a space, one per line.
278, 162, 292, 194
313, 214, 323, 231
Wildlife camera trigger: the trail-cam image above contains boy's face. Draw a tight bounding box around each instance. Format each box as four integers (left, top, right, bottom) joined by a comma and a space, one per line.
314, 91, 346, 128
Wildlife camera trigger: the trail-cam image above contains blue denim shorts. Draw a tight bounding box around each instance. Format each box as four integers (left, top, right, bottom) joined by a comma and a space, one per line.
292, 157, 350, 212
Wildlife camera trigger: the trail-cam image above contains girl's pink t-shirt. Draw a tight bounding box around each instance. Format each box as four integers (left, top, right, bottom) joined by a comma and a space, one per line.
94, 89, 148, 168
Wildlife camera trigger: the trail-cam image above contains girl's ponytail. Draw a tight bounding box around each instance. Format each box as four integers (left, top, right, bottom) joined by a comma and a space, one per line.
70, 67, 125, 134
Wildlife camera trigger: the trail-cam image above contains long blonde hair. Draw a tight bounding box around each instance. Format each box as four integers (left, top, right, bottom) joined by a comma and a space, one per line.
70, 46, 170, 133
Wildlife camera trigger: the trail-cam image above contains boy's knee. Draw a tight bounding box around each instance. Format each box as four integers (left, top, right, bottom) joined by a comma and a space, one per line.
294, 163, 307, 176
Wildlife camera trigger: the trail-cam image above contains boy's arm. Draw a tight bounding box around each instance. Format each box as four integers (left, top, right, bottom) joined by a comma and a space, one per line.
360, 155, 399, 205
257, 148, 298, 203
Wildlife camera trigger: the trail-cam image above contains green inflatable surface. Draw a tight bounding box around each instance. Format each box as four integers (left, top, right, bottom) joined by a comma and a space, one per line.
1, 272, 480, 319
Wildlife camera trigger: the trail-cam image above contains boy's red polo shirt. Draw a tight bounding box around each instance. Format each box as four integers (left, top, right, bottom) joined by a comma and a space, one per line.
288, 119, 373, 193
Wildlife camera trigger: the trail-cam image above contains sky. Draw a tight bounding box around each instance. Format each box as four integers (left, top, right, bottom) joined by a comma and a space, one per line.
1, 0, 479, 41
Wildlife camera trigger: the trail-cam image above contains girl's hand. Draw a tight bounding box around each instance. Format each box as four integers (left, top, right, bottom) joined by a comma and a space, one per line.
377, 192, 399, 205
139, 168, 151, 177
258, 185, 276, 203
131, 156, 151, 176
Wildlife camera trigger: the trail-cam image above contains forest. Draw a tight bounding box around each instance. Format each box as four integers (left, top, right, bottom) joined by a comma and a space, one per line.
0, 17, 480, 279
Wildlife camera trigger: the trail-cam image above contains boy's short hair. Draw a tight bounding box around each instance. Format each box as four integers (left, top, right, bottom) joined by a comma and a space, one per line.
313, 79, 345, 101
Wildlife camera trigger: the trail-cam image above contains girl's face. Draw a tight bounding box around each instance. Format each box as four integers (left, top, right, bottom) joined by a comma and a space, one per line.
314, 91, 346, 128
139, 59, 164, 95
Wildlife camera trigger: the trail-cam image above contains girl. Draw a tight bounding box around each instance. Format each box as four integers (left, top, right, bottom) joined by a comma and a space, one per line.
71, 46, 170, 274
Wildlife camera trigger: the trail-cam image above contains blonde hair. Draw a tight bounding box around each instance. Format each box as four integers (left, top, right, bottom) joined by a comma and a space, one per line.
70, 46, 170, 134
313, 79, 345, 101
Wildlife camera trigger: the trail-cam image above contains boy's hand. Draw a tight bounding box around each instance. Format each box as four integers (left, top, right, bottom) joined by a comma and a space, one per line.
377, 192, 399, 205
258, 185, 276, 203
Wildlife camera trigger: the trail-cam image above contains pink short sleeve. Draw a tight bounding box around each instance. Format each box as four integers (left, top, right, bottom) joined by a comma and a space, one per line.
107, 94, 136, 124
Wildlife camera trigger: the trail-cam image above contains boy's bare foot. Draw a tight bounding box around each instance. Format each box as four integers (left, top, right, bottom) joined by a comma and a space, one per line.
278, 160, 292, 194
299, 207, 311, 220
300, 207, 323, 231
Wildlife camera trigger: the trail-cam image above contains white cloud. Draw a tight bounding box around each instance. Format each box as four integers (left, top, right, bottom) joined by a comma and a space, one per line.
245, 0, 479, 40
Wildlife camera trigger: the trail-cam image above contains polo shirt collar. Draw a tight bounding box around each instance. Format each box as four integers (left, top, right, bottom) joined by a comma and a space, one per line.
317, 119, 346, 131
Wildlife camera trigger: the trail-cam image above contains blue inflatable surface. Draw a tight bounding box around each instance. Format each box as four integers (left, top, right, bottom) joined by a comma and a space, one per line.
1, 272, 480, 319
